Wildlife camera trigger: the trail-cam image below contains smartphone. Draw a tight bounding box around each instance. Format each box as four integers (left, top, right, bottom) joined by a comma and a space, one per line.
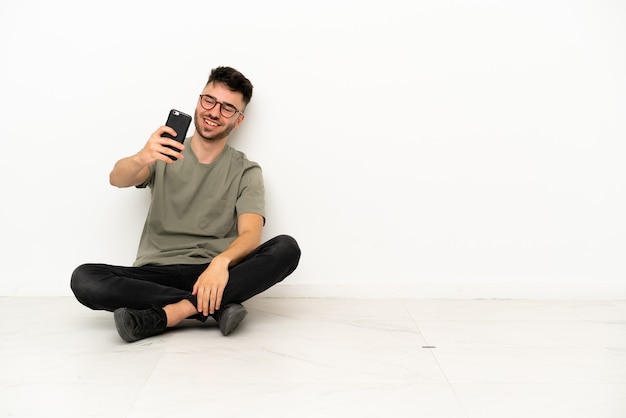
163, 109, 192, 160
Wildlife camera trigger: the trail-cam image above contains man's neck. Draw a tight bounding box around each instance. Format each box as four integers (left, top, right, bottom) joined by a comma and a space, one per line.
190, 134, 228, 164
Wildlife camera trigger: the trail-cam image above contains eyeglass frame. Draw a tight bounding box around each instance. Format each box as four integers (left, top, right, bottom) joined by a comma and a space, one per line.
198, 94, 244, 118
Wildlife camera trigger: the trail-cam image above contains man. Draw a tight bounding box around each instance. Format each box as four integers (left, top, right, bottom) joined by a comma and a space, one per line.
71, 66, 301, 343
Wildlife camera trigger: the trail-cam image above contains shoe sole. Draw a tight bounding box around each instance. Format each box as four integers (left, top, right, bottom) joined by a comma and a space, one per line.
219, 305, 248, 336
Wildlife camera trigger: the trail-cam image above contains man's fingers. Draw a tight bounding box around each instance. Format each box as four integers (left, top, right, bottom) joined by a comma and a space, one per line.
196, 287, 205, 313
215, 288, 224, 312
208, 288, 217, 315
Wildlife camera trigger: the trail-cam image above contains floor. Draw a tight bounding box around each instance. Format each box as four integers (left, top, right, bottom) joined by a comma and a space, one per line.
1, 297, 625, 418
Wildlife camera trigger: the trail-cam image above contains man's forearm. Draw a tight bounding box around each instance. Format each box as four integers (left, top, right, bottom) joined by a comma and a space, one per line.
109, 154, 150, 188
213, 229, 262, 268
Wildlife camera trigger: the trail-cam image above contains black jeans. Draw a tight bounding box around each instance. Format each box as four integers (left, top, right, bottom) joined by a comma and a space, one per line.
70, 235, 300, 320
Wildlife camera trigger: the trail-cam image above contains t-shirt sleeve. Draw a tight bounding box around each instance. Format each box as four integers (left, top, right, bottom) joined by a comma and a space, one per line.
236, 164, 265, 223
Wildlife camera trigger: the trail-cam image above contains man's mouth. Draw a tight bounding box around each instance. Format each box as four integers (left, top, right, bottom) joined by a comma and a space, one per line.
204, 118, 219, 127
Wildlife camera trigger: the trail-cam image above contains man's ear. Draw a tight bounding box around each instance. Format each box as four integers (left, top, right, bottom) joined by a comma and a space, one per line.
234, 113, 245, 128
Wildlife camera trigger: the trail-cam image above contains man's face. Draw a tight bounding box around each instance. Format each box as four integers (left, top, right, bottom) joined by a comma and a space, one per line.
194, 81, 245, 142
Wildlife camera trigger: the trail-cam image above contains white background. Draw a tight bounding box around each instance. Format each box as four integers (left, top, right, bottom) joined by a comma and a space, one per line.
1, 0, 624, 298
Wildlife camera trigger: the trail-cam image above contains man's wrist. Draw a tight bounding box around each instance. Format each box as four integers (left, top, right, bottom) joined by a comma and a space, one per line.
211, 255, 232, 268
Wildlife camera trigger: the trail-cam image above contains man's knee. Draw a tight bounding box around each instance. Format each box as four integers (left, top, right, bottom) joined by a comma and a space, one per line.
70, 264, 98, 301
272, 235, 301, 274
273, 235, 301, 259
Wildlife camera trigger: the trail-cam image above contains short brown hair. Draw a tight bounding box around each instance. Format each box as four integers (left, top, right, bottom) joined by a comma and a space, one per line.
207, 66, 253, 106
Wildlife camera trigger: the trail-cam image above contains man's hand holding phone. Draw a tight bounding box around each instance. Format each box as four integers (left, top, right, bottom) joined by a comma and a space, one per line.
136, 126, 186, 166
135, 109, 191, 165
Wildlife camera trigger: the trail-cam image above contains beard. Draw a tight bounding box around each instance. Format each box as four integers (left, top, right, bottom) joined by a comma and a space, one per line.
194, 109, 238, 142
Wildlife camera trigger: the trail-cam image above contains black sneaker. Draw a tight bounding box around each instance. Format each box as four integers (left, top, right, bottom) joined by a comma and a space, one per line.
212, 303, 247, 336
114, 306, 167, 343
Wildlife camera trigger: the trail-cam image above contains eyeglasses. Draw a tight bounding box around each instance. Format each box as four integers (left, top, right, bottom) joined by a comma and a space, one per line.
198, 94, 243, 118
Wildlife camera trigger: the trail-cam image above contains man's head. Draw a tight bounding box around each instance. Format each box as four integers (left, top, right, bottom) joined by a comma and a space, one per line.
194, 66, 253, 142
207, 66, 253, 107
